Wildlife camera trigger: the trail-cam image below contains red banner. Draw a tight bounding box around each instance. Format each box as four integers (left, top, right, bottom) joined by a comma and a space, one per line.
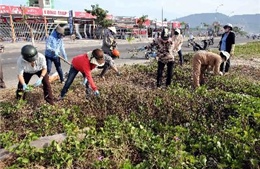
172, 21, 181, 29
74, 11, 96, 19
0, 5, 42, 15
9, 6, 22, 15
133, 29, 147, 35
0, 5, 11, 14
24, 7, 43, 16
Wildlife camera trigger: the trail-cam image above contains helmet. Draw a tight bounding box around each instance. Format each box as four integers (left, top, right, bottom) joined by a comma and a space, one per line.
223, 23, 233, 30
174, 28, 181, 35
112, 49, 120, 58
56, 25, 65, 35
108, 27, 117, 34
21, 45, 38, 62
161, 27, 170, 41
220, 51, 230, 61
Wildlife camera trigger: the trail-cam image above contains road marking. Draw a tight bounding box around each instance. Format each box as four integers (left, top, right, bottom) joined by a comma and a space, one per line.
11, 67, 16, 69
7, 58, 12, 60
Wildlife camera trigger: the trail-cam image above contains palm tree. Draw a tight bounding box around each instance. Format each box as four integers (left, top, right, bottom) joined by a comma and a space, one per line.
137, 15, 148, 40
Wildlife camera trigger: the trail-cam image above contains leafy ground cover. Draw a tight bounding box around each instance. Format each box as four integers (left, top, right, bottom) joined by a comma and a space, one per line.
0, 42, 260, 169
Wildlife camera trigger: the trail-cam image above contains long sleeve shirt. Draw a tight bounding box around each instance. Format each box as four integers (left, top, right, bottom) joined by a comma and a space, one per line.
147, 38, 175, 63
193, 51, 223, 75
172, 34, 183, 52
71, 54, 97, 91
45, 31, 67, 60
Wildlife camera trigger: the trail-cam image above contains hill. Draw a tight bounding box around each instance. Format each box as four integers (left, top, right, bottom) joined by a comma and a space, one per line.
174, 13, 260, 33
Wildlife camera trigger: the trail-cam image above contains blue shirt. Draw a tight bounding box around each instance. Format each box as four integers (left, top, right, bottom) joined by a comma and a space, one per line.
220, 33, 228, 51
45, 30, 67, 60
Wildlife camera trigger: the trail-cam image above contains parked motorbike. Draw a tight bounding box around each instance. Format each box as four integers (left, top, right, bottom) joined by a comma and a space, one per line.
187, 38, 195, 47
144, 47, 157, 59
191, 40, 209, 51
208, 37, 214, 45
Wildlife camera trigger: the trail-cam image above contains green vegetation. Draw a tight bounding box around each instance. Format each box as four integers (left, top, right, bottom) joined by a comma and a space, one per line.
235, 41, 260, 58
0, 42, 260, 168
210, 41, 260, 59
85, 4, 113, 28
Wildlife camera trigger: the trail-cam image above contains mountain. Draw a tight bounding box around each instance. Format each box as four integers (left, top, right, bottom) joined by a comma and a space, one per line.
173, 13, 260, 33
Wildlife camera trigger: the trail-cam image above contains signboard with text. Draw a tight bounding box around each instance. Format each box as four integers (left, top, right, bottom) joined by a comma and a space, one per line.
43, 9, 69, 17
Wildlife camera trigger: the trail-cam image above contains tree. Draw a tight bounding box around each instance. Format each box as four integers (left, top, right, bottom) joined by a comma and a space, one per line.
233, 26, 247, 36
203, 23, 209, 28
85, 4, 113, 28
20, 5, 35, 46
137, 15, 148, 40
164, 18, 167, 22
180, 21, 187, 36
137, 15, 148, 29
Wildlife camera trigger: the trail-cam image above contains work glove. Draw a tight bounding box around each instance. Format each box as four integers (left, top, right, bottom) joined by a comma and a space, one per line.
54, 50, 60, 57
94, 90, 100, 97
22, 84, 29, 91
82, 78, 88, 86
34, 77, 43, 87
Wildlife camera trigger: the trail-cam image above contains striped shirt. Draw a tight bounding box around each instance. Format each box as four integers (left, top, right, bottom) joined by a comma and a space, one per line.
17, 53, 47, 75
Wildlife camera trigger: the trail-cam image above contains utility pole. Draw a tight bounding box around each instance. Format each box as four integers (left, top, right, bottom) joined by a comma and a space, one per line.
162, 7, 164, 27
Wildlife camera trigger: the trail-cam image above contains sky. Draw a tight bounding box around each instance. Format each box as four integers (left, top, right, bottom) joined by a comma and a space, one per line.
1, 0, 260, 20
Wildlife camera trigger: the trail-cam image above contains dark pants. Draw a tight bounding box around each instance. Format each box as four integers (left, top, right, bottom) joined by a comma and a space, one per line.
46, 57, 64, 82
178, 50, 184, 66
16, 71, 54, 105
220, 58, 230, 73
60, 66, 90, 98
97, 62, 111, 77
157, 61, 174, 87
0, 61, 6, 88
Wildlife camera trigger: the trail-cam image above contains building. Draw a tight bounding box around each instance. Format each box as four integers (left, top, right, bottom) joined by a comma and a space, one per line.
27, 0, 55, 8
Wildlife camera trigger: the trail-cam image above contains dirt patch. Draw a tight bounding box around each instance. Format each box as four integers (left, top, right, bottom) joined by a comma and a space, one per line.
232, 58, 260, 68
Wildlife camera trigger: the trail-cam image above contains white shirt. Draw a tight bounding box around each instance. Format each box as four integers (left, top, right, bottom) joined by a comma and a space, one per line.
17, 53, 47, 75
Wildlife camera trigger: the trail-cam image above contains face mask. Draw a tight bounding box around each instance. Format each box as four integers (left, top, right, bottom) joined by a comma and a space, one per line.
224, 28, 230, 32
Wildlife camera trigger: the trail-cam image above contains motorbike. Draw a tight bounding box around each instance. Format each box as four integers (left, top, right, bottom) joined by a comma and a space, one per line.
191, 39, 209, 51
144, 47, 157, 59
187, 38, 195, 47
208, 37, 214, 45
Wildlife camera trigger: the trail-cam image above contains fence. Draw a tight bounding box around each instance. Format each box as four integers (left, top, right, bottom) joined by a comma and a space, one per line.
0, 21, 59, 43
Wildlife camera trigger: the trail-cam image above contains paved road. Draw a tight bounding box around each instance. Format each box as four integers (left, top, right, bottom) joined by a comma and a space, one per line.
0, 37, 251, 88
